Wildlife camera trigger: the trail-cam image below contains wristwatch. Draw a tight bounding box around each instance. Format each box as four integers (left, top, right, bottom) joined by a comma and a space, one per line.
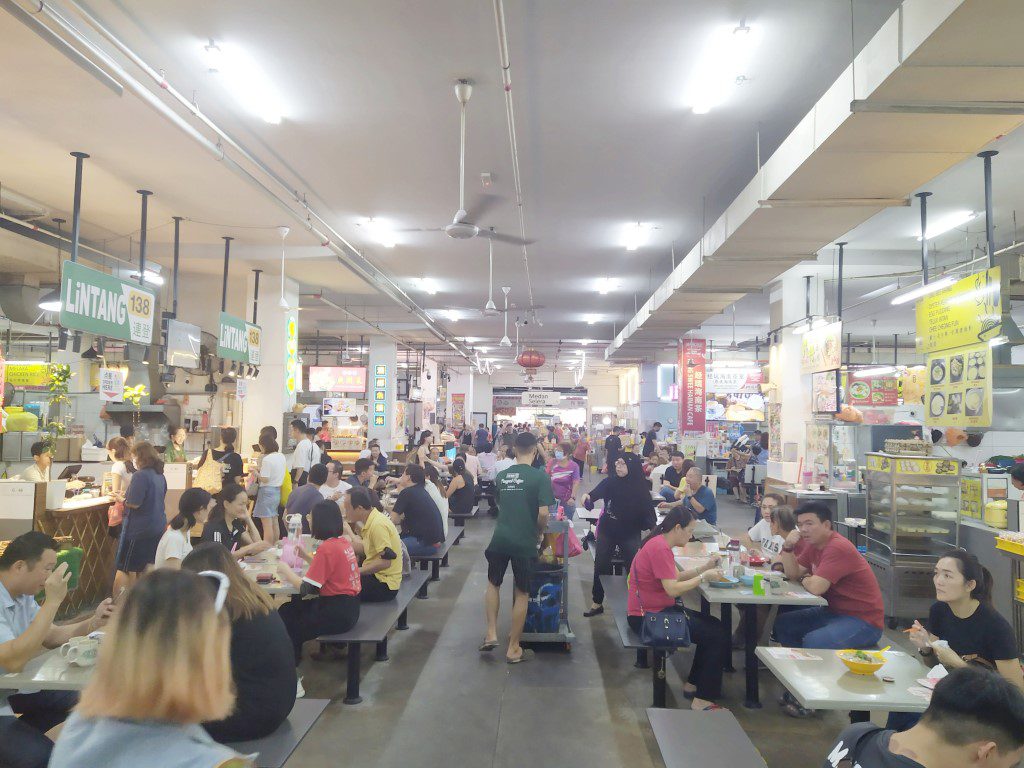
781, 544, 796, 553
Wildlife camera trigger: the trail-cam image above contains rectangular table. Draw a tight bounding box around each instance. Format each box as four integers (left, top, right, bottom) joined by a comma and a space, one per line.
755, 648, 931, 713
698, 576, 827, 708
1, 647, 92, 691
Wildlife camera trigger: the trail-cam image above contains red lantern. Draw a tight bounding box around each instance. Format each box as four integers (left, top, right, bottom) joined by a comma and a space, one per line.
516, 348, 546, 374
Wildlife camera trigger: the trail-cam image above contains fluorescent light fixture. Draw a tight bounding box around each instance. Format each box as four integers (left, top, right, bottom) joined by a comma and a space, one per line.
916, 211, 977, 241
989, 335, 1010, 347
444, 310, 459, 322
858, 282, 900, 302
891, 276, 955, 305
574, 349, 586, 355
417, 278, 438, 294
494, 364, 502, 369
623, 223, 649, 251
584, 314, 599, 325
597, 277, 619, 293
477, 346, 491, 352
203, 39, 286, 124
362, 218, 396, 248
579, 338, 595, 345
38, 289, 61, 312
129, 269, 164, 285
687, 23, 760, 115
853, 365, 897, 377
946, 283, 998, 307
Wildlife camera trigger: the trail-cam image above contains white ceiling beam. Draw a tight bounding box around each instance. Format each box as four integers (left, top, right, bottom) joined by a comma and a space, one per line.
851, 100, 1024, 115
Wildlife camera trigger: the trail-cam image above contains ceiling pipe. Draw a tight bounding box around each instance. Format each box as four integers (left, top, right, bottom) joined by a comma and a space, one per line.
835, 242, 846, 318
220, 237, 232, 313
135, 189, 152, 283
251, 269, 262, 325
171, 216, 182, 317
24, 0, 469, 359
68, 151, 88, 263
915, 192, 932, 284
979, 150, 998, 267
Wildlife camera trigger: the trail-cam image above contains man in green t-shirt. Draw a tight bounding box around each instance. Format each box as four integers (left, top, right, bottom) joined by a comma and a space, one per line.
481, 431, 554, 664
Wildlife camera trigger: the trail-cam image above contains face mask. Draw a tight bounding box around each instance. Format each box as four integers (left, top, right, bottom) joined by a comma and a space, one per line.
554, 450, 565, 460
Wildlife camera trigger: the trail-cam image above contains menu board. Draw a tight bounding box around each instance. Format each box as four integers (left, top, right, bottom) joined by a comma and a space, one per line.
960, 476, 982, 520
706, 368, 763, 394
916, 267, 1001, 354
800, 321, 842, 374
811, 370, 840, 413
679, 339, 706, 433
925, 341, 991, 427
846, 373, 899, 407
894, 457, 959, 476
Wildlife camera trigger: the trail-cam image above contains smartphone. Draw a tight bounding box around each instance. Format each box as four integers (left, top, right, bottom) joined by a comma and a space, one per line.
252, 444, 260, 454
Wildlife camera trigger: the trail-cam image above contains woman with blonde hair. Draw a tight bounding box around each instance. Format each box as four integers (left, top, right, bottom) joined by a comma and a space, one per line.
48, 569, 251, 767
182, 543, 296, 742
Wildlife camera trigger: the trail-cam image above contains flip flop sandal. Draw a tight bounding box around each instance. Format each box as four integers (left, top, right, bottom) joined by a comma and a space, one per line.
478, 640, 499, 652
506, 649, 535, 664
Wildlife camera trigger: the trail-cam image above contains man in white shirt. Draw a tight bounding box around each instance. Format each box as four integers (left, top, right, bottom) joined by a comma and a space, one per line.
288, 419, 315, 484
307, 426, 322, 467
478, 443, 498, 482
18, 442, 52, 484
461, 447, 481, 481
319, 461, 352, 503
0, 532, 114, 768
493, 447, 516, 475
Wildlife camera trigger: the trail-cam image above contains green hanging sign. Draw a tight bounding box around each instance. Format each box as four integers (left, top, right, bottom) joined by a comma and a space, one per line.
59, 261, 157, 344
217, 312, 261, 364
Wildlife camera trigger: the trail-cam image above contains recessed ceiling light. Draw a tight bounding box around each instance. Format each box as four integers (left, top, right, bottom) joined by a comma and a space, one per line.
584, 314, 599, 325
597, 277, 619, 293
202, 38, 286, 124
687, 23, 759, 115
416, 278, 438, 294
623, 223, 648, 251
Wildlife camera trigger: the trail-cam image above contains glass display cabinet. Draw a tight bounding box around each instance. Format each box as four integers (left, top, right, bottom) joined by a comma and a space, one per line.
863, 453, 960, 627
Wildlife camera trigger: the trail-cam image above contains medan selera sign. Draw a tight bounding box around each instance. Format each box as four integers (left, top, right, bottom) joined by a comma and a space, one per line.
59, 261, 157, 344
217, 312, 262, 364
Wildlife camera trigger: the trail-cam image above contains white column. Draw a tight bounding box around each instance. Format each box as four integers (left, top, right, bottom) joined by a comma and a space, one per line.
367, 336, 397, 450
471, 373, 492, 425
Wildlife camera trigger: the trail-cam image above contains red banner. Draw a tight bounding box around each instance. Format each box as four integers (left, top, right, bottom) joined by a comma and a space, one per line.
679, 339, 706, 433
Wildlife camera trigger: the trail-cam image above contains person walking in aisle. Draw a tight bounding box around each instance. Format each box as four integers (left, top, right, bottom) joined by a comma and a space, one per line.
603, 425, 623, 474
642, 421, 661, 458
481, 431, 553, 664
571, 429, 590, 476
546, 442, 581, 519
581, 452, 657, 617
113, 442, 167, 596
252, 433, 286, 547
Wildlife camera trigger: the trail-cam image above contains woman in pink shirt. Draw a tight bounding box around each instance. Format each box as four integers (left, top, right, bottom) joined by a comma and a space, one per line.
627, 508, 729, 711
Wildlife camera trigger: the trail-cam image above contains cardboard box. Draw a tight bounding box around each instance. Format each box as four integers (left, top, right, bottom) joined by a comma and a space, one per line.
54, 436, 86, 462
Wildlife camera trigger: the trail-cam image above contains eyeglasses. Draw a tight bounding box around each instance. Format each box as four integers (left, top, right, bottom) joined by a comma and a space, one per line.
198, 570, 230, 614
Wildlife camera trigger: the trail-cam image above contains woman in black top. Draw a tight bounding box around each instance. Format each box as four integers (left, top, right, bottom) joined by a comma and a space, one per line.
446, 457, 475, 518
181, 543, 296, 742
888, 550, 1023, 730
201, 483, 267, 559
581, 452, 657, 616
197, 427, 244, 486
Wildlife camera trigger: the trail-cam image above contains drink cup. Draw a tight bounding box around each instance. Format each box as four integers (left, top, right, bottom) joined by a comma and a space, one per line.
60, 637, 99, 667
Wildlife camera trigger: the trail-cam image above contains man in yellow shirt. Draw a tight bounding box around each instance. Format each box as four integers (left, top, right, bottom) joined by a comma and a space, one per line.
343, 486, 403, 602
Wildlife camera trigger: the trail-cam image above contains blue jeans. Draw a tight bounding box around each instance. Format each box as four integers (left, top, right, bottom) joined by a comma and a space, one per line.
659, 487, 676, 503
402, 535, 440, 557
773, 607, 882, 649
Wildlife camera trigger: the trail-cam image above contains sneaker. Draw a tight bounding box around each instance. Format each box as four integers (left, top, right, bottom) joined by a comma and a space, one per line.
296, 677, 306, 698
782, 701, 814, 718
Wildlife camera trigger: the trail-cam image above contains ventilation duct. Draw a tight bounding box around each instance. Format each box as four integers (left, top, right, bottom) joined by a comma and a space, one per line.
0, 284, 48, 324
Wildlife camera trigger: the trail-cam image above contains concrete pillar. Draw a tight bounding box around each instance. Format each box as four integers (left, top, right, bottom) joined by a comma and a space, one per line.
471, 373, 492, 425
367, 336, 397, 451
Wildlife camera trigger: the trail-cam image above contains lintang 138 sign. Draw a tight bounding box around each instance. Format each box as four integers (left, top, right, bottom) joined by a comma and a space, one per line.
217, 312, 262, 364
59, 261, 156, 344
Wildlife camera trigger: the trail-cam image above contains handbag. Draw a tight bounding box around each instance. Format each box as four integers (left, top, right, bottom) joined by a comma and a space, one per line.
107, 499, 124, 527
632, 574, 691, 649
194, 449, 224, 493
552, 507, 583, 558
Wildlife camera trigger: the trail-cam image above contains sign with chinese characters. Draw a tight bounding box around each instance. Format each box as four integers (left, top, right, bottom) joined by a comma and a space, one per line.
308, 366, 367, 393
866, 454, 891, 472
894, 457, 959, 476
925, 341, 991, 428
217, 312, 262, 364
60, 261, 156, 344
371, 364, 387, 427
846, 373, 899, 407
3, 362, 49, 389
960, 476, 982, 520
451, 393, 466, 426
235, 379, 248, 403
98, 368, 124, 403
800, 320, 842, 374
916, 267, 1001, 354
706, 367, 763, 394
679, 339, 706, 433
521, 390, 560, 408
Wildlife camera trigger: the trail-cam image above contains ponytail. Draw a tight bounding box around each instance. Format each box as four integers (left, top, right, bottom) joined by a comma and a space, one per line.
220, 427, 237, 454
942, 550, 994, 604
642, 507, 696, 546
170, 488, 212, 531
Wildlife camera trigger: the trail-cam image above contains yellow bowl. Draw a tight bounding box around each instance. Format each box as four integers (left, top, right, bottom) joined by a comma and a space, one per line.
836, 650, 885, 675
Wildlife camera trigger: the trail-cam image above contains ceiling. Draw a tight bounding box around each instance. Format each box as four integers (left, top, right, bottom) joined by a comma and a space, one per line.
0, 0, 907, 371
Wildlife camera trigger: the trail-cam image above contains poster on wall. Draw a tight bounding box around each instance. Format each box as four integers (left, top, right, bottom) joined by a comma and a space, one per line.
451, 393, 466, 426
679, 338, 706, 433
811, 370, 840, 413
800, 320, 842, 374
768, 403, 782, 462
901, 366, 926, 406
705, 393, 765, 421
806, 422, 830, 476
845, 372, 898, 407
925, 341, 991, 427
916, 267, 1001, 354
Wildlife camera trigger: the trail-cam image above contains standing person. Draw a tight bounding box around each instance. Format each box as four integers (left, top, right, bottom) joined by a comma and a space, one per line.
823, 667, 1024, 768
481, 431, 553, 664
154, 488, 215, 570
460, 425, 473, 447
113, 442, 167, 595
474, 422, 490, 452
252, 433, 286, 546
47, 570, 249, 768
391, 464, 445, 556
195, 427, 244, 489
201, 483, 269, 559
276, 501, 361, 663
181, 544, 296, 742
446, 457, 475, 520
726, 434, 752, 503
642, 421, 662, 458
119, 423, 135, 449
18, 442, 52, 483
285, 463, 328, 535
163, 427, 189, 463
571, 429, 590, 476
288, 419, 314, 485
603, 425, 623, 474
0, 532, 114, 768
343, 487, 403, 602
581, 453, 657, 617
106, 436, 134, 540
547, 442, 581, 519
628, 509, 728, 712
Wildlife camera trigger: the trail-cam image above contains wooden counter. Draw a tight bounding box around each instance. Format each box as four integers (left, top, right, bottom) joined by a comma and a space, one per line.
37, 495, 115, 616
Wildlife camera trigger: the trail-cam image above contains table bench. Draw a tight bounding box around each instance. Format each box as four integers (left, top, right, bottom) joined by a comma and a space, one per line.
317, 569, 431, 704
647, 707, 767, 767
449, 503, 479, 527
226, 698, 329, 768
410, 527, 464, 581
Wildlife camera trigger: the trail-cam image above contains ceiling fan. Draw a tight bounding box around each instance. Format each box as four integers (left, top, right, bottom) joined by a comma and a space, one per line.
401, 80, 532, 246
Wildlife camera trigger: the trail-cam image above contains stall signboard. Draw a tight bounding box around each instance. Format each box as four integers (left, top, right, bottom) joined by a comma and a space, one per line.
960, 476, 982, 520
4, 362, 49, 389
845, 372, 899, 407
308, 366, 367, 393
371, 364, 387, 428
893, 457, 959, 476
799, 320, 842, 374
706, 368, 762, 394
865, 454, 891, 472
285, 316, 299, 398
521, 390, 560, 408
916, 267, 1001, 354
235, 379, 248, 403
98, 368, 124, 403
811, 370, 840, 413
925, 341, 991, 427
900, 366, 926, 406
679, 338, 706, 433
217, 312, 262, 364
59, 261, 157, 344
767, 403, 782, 462
451, 393, 466, 426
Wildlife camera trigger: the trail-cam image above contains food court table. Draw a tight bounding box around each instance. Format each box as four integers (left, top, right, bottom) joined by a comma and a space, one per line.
754, 648, 931, 713
698, 577, 827, 708
1, 647, 92, 691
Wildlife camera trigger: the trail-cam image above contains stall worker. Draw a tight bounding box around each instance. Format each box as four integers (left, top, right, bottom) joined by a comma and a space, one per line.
163, 427, 189, 464
288, 419, 315, 485
18, 441, 52, 483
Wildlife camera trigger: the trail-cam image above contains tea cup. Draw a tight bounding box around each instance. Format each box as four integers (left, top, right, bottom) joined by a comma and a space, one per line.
60, 636, 99, 667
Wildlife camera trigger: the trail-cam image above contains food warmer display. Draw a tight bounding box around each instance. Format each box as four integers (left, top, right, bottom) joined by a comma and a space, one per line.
864, 453, 960, 628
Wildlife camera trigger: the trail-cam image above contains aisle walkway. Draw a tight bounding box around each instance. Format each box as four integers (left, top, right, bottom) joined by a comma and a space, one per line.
285, 487, 864, 768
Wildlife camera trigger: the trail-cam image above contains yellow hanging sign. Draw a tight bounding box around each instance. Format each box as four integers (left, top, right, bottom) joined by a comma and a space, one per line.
916, 268, 1001, 354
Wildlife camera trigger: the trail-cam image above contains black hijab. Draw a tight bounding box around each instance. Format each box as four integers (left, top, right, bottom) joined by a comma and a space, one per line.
592, 452, 656, 535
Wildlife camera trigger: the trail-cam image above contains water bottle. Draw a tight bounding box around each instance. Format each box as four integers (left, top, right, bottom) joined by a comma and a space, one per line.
286, 514, 302, 541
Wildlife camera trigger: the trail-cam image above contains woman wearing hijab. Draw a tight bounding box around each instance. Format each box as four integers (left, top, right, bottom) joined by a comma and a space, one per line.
581, 452, 657, 617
